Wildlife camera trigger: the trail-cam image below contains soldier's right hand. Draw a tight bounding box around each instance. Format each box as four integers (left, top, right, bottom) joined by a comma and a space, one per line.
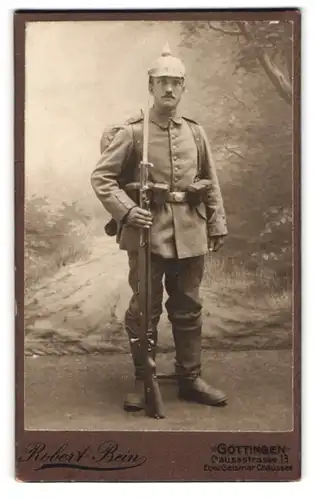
126, 207, 153, 228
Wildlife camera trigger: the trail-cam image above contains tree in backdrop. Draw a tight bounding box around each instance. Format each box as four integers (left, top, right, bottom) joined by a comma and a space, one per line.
25, 195, 92, 288
180, 20, 293, 281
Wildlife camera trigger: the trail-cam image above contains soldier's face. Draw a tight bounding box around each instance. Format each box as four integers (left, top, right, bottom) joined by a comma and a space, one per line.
149, 77, 185, 111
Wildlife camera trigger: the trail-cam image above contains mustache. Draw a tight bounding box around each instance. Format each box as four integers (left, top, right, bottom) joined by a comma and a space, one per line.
162, 94, 175, 99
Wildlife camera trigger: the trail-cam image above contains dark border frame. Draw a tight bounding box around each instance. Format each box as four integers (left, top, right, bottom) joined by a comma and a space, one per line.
15, 9, 301, 482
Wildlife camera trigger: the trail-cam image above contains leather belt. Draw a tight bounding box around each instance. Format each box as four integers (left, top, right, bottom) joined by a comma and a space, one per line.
166, 191, 187, 203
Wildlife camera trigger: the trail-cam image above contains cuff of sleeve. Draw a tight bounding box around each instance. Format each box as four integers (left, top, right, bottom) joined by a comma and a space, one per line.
109, 191, 137, 222
207, 219, 228, 237
122, 206, 135, 224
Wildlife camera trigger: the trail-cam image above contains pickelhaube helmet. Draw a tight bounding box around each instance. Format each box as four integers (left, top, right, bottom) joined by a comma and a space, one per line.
148, 42, 186, 78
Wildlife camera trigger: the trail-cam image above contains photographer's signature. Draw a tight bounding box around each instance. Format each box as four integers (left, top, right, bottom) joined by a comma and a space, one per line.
18, 441, 147, 471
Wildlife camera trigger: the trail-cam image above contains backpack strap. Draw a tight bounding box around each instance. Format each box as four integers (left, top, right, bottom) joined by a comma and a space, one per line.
183, 116, 205, 180
127, 115, 143, 179
128, 115, 143, 165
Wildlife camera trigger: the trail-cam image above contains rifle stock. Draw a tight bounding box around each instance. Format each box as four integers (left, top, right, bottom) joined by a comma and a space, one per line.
137, 103, 165, 419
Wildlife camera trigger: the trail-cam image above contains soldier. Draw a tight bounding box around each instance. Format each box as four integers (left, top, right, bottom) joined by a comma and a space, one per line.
91, 43, 228, 411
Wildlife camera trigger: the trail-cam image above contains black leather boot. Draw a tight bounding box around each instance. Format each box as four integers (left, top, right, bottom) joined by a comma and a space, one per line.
123, 377, 145, 412
173, 327, 227, 407
178, 376, 227, 406
123, 325, 157, 412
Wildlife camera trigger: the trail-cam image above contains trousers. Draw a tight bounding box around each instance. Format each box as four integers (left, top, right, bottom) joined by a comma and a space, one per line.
124, 251, 205, 380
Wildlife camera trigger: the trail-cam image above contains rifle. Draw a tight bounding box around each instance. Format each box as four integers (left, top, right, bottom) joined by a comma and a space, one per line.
137, 101, 165, 419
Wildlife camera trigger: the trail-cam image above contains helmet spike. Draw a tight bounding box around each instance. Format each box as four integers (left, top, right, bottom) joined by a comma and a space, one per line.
161, 41, 172, 57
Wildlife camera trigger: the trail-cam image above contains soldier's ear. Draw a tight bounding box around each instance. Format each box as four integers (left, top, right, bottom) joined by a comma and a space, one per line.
148, 77, 154, 94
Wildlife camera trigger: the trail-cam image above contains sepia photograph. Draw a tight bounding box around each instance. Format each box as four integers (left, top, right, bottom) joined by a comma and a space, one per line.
15, 10, 300, 481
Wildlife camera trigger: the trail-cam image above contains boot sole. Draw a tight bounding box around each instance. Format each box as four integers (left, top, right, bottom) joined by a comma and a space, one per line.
179, 395, 228, 407
123, 401, 144, 412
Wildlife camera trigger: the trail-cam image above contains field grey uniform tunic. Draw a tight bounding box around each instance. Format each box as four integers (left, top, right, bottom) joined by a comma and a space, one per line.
91, 106, 228, 379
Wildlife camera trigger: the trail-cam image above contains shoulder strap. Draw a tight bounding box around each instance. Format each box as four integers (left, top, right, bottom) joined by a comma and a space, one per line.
126, 114, 143, 126
182, 116, 199, 125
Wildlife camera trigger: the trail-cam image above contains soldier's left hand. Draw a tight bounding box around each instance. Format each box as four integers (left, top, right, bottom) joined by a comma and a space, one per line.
208, 236, 224, 252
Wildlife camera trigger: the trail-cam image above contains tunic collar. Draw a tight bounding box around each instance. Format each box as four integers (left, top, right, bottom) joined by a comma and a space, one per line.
149, 106, 182, 129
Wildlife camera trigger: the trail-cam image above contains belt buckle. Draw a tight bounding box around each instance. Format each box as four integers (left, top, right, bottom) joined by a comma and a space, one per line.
173, 192, 183, 202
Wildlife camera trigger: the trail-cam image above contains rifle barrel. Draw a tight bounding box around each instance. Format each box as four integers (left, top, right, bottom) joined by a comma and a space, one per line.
137, 99, 165, 419
142, 99, 150, 163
